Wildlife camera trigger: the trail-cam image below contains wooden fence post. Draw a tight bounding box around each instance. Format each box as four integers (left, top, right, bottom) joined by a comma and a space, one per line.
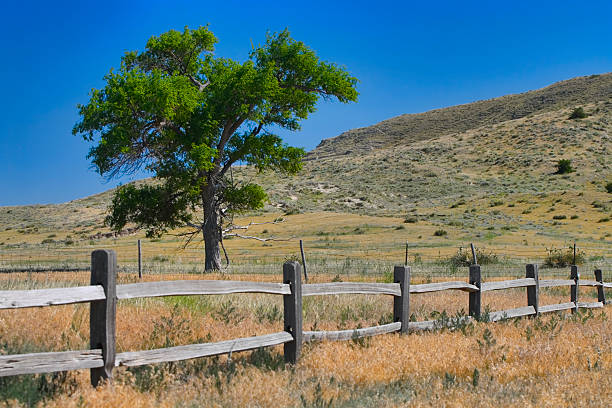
90, 250, 117, 387
526, 264, 539, 316
570, 265, 579, 313
594, 269, 605, 305
469, 265, 481, 319
137, 239, 142, 279
283, 261, 302, 364
393, 265, 410, 334
299, 240, 308, 283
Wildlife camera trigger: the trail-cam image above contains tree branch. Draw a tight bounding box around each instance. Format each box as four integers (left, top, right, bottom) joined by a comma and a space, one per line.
223, 233, 293, 242
278, 82, 334, 96
222, 218, 284, 233
221, 218, 287, 241
188, 76, 210, 92
167, 49, 210, 92
214, 115, 248, 171
219, 121, 265, 177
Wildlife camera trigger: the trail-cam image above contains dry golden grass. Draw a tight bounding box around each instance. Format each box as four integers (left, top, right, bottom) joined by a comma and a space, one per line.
2, 313, 610, 407
0, 269, 609, 407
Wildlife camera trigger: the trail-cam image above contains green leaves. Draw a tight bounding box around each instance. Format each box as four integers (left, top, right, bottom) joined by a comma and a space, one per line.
227, 131, 304, 174
76, 25, 358, 244
223, 183, 268, 213
106, 183, 195, 237
125, 25, 217, 78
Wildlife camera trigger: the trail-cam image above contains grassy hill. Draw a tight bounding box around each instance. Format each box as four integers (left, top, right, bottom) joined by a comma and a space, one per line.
310, 73, 612, 159
0, 73, 610, 267
258, 101, 611, 214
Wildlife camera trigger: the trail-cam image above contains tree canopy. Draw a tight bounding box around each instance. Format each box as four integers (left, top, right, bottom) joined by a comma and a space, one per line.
74, 25, 358, 270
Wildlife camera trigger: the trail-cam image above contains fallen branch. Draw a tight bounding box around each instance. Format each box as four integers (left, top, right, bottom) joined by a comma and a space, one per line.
223, 233, 294, 242
222, 218, 284, 234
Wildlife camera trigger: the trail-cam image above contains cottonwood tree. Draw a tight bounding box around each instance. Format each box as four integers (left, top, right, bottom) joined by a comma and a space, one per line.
74, 26, 358, 270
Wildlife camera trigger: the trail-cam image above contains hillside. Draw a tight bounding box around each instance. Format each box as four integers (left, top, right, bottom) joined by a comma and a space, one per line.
0, 74, 610, 264
259, 101, 611, 213
310, 73, 612, 159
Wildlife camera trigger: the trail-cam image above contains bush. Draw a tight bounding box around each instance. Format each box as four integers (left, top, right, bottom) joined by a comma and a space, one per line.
606, 181, 612, 194
445, 247, 500, 267
555, 159, 574, 174
568, 107, 587, 119
552, 215, 567, 220
544, 246, 585, 267
433, 229, 447, 237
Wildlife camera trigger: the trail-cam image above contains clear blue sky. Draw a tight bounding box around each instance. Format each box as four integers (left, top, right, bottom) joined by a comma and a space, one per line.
1, 0, 610, 206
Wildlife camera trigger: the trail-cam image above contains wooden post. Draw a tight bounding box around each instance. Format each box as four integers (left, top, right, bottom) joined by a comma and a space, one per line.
283, 261, 302, 364
393, 265, 410, 333
137, 239, 142, 279
570, 265, 579, 313
90, 250, 117, 386
526, 264, 539, 316
469, 265, 481, 319
594, 269, 606, 305
299, 240, 308, 283
470, 243, 478, 265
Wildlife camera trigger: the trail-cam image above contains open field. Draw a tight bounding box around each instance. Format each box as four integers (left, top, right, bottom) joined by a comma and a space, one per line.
1, 210, 610, 281
1, 100, 610, 274
0, 268, 610, 407
0, 73, 610, 406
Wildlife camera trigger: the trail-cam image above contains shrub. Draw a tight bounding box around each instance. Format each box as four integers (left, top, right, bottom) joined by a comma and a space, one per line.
151, 255, 169, 262
446, 247, 500, 267
555, 159, 574, 174
544, 246, 585, 267
450, 200, 465, 208
403, 217, 418, 223
606, 182, 612, 194
568, 107, 587, 119
433, 229, 447, 237
552, 215, 567, 220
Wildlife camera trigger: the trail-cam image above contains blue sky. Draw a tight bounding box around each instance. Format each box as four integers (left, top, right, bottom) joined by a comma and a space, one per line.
1, 0, 610, 206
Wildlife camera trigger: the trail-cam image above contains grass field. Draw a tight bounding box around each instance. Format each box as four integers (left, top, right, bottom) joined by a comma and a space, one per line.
0, 268, 610, 407
0, 74, 610, 406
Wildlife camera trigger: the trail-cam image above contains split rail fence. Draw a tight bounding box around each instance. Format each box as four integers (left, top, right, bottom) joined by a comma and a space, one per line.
0, 249, 609, 386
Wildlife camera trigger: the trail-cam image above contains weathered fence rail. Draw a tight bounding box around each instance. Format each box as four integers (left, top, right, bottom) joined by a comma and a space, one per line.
115, 332, 294, 367
0, 250, 609, 386
116, 280, 291, 299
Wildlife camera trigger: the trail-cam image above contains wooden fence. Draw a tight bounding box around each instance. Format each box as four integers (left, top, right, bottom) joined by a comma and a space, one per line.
0, 249, 609, 386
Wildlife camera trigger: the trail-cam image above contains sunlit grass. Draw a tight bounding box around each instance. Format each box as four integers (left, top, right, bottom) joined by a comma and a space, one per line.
0, 264, 609, 407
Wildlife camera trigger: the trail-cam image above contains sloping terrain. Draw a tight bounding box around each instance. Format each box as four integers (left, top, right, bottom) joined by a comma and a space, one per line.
258, 101, 611, 215
0, 74, 610, 262
310, 73, 612, 159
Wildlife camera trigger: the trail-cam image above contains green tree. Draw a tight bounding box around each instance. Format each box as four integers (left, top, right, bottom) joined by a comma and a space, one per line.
74, 26, 358, 270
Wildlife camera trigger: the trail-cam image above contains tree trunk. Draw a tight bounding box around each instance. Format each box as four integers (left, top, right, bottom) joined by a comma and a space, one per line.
202, 185, 222, 272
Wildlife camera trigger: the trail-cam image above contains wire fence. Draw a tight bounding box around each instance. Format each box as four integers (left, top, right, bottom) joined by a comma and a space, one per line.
1, 239, 610, 279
